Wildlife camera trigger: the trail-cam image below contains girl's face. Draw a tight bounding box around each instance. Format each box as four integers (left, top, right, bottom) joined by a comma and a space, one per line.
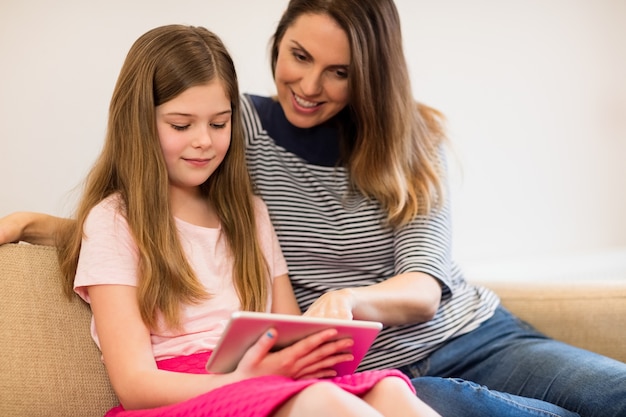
156, 81, 232, 195
274, 13, 351, 129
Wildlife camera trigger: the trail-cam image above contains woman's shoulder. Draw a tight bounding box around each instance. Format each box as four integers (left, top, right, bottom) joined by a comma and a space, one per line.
416, 101, 446, 140
243, 93, 276, 109
241, 94, 280, 126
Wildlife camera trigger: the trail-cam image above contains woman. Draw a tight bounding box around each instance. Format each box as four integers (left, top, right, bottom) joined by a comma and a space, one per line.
2, 1, 624, 416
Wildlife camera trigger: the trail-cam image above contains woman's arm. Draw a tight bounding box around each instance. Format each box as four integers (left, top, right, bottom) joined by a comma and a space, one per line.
305, 151, 454, 326
303, 271, 441, 326
0, 212, 70, 245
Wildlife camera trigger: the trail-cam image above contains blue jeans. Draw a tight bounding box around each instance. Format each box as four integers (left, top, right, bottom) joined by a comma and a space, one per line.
400, 306, 626, 417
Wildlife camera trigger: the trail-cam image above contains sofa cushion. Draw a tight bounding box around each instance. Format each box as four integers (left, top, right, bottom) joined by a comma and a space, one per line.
0, 243, 118, 417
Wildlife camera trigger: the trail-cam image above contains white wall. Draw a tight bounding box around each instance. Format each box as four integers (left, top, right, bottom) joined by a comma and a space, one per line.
1, 0, 625, 278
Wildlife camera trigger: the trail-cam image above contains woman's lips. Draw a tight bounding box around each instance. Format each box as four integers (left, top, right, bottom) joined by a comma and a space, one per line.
292, 92, 322, 113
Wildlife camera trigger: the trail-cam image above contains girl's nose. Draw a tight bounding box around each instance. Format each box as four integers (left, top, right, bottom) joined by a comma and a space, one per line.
193, 128, 212, 148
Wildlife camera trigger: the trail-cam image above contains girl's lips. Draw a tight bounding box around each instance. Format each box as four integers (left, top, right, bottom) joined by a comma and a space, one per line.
183, 158, 211, 167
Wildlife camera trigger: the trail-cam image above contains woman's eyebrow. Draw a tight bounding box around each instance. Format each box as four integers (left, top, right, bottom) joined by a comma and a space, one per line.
289, 40, 349, 69
289, 40, 312, 58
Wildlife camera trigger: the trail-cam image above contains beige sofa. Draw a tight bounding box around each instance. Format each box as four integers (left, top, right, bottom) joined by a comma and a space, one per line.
1, 243, 625, 417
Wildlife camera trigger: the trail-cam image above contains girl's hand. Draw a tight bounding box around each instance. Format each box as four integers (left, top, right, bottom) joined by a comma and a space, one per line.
234, 328, 354, 380
303, 288, 356, 320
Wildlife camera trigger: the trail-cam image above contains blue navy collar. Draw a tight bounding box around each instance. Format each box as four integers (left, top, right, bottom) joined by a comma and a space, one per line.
248, 94, 341, 167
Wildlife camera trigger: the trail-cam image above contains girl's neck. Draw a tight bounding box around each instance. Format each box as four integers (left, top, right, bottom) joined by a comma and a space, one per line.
169, 186, 220, 229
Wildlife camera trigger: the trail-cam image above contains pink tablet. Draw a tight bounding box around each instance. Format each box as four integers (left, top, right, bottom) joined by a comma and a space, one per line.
205, 311, 382, 376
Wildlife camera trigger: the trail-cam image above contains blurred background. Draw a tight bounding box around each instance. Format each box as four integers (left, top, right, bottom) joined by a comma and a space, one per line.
1, 0, 624, 280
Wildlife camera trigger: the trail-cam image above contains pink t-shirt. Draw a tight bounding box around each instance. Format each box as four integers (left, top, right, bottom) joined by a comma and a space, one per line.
74, 194, 288, 361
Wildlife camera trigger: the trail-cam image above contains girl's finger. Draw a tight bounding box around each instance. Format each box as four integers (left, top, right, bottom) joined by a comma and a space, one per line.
280, 328, 340, 357
238, 328, 278, 366
297, 336, 354, 364
294, 352, 355, 379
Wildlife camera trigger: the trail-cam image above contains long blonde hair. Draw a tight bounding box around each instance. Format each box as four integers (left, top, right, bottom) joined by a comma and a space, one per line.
58, 25, 269, 330
271, 0, 446, 227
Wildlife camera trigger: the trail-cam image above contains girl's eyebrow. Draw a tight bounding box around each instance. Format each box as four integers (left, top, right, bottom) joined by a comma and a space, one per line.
163, 109, 232, 117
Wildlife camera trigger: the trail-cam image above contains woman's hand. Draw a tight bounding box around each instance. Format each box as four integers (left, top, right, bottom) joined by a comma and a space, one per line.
303, 272, 442, 326
303, 288, 356, 320
234, 327, 354, 380
0, 212, 67, 246
0, 212, 27, 244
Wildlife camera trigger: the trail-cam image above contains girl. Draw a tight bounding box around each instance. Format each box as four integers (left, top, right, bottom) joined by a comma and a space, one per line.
56, 24, 440, 417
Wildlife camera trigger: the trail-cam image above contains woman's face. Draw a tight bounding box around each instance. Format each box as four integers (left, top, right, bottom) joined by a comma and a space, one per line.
274, 13, 351, 129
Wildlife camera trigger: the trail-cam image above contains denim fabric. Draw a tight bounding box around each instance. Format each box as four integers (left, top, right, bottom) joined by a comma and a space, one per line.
401, 306, 626, 417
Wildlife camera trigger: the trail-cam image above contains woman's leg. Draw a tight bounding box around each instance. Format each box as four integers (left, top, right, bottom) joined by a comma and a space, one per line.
407, 306, 626, 417
410, 377, 580, 417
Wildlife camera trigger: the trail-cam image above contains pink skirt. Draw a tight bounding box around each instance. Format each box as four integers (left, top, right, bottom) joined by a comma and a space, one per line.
104, 351, 414, 417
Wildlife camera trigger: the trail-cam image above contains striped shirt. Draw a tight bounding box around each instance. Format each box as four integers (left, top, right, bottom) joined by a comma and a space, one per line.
241, 94, 500, 371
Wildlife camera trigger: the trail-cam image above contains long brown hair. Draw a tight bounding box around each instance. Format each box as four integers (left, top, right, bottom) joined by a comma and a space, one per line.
271, 0, 446, 227
58, 25, 269, 330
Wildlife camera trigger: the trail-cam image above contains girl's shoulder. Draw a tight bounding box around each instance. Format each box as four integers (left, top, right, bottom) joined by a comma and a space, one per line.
84, 193, 128, 235
251, 195, 270, 222
88, 193, 125, 219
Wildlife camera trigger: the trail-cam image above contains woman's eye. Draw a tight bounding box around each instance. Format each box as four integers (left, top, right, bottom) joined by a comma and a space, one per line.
171, 124, 189, 131
292, 50, 308, 62
211, 123, 227, 129
335, 69, 348, 79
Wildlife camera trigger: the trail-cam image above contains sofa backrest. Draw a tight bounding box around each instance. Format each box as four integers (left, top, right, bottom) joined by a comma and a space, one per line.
0, 243, 118, 416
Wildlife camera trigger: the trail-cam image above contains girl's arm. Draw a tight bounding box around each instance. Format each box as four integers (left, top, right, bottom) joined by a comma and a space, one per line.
270, 273, 302, 315
89, 283, 352, 410
0, 212, 70, 246
88, 284, 236, 409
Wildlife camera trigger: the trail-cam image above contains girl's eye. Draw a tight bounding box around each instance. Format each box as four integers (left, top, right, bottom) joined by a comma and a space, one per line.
211, 118, 230, 129
171, 124, 189, 131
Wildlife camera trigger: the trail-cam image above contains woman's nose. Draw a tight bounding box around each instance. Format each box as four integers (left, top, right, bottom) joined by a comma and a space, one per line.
300, 69, 323, 97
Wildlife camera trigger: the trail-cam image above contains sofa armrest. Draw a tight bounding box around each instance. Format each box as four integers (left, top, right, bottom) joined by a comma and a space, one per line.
0, 243, 118, 417
474, 279, 626, 363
